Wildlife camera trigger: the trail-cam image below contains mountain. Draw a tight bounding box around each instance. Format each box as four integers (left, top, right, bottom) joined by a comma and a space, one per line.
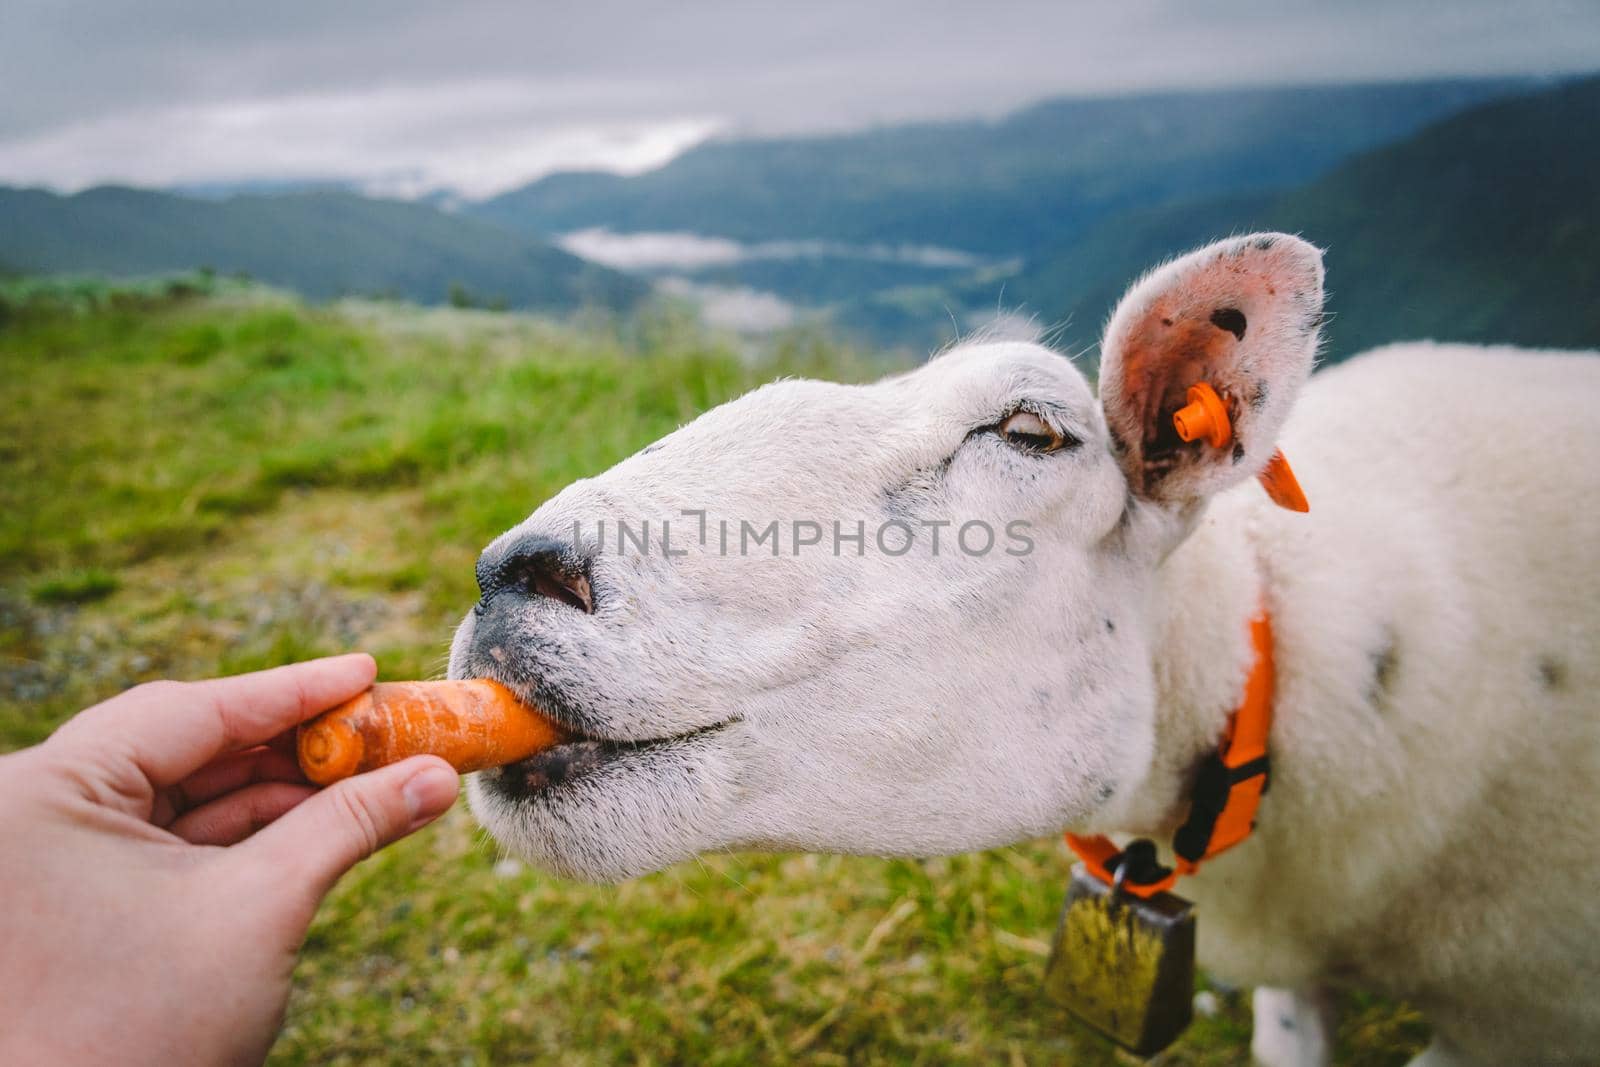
994, 74, 1600, 360
0, 186, 647, 311
166, 178, 364, 200
472, 78, 1540, 257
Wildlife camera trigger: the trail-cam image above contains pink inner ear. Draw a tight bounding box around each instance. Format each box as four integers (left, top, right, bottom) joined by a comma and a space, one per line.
1115, 304, 1244, 491
1100, 233, 1323, 504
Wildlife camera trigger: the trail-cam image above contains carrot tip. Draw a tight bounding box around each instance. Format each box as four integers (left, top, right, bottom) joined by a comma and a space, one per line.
298, 718, 364, 786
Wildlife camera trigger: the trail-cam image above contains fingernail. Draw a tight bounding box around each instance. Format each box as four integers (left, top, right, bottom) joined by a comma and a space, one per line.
403, 763, 459, 829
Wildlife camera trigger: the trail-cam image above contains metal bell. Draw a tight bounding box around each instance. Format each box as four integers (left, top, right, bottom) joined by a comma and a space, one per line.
1043, 862, 1197, 1057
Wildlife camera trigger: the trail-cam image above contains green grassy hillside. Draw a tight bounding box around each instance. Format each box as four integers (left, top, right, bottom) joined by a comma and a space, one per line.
0, 187, 647, 312
0, 286, 1428, 1064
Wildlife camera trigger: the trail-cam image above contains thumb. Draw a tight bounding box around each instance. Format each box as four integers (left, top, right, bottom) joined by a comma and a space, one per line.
244, 756, 459, 906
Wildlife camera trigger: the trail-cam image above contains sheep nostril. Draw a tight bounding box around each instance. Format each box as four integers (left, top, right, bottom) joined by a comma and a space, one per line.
527, 564, 594, 614
478, 536, 595, 614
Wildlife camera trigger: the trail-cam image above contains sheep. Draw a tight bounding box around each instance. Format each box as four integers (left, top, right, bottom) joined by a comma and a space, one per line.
451, 233, 1600, 1066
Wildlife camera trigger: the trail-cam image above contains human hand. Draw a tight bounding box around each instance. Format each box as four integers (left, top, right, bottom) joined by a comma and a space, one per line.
0, 654, 460, 1066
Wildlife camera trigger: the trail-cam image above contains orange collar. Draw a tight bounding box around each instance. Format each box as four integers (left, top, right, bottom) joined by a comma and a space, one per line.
1066, 379, 1297, 898
1065, 609, 1275, 898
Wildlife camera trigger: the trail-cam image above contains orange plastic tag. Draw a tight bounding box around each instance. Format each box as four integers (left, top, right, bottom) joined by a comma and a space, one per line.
1172, 383, 1309, 514
1173, 383, 1232, 450
1256, 449, 1309, 513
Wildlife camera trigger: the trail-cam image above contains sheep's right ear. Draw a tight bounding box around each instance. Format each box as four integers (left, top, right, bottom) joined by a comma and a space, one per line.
1098, 233, 1324, 509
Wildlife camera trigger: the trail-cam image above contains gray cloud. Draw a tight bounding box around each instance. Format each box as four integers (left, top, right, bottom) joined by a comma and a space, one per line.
2, 0, 1597, 195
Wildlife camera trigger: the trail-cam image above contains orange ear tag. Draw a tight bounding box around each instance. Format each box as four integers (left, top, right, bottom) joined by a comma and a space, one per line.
1172, 382, 1231, 449
1172, 382, 1309, 513
1256, 450, 1308, 512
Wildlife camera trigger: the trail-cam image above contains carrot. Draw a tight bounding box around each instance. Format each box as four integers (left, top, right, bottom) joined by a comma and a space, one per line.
296, 679, 569, 785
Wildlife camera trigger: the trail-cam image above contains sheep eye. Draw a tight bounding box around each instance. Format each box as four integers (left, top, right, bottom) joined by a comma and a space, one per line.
997, 410, 1067, 454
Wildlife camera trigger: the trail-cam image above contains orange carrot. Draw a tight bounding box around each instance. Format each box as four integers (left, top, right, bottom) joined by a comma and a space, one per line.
296, 680, 568, 785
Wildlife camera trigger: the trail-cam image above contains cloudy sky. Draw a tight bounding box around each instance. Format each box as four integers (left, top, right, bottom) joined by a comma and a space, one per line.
3, 0, 1597, 198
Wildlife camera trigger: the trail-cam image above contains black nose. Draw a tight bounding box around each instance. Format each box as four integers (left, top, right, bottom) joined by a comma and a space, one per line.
476, 535, 594, 614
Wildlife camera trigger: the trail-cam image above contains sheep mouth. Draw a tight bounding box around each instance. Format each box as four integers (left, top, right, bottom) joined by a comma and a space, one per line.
495, 738, 617, 792
484, 721, 735, 798
460, 656, 738, 797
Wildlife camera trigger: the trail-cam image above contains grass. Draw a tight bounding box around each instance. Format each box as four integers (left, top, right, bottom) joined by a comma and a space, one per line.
29, 566, 120, 604
0, 284, 1428, 1064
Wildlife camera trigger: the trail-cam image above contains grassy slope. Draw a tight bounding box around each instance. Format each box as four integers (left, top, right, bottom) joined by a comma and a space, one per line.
0, 289, 1427, 1064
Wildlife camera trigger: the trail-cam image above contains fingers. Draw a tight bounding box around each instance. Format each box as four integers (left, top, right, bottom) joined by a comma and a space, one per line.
263, 726, 301, 758
240, 756, 458, 907
168, 782, 316, 846
58, 654, 376, 788
153, 746, 307, 826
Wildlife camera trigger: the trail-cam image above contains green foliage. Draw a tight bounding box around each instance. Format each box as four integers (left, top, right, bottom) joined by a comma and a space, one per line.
0, 294, 1425, 1063
447, 281, 509, 311
0, 270, 223, 325
29, 568, 119, 604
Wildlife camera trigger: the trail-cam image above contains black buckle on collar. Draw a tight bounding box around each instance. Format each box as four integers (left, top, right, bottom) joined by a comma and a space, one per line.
1106, 838, 1175, 890
1171, 752, 1271, 864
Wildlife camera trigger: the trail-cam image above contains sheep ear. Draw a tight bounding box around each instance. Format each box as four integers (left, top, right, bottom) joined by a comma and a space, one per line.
1098, 233, 1325, 507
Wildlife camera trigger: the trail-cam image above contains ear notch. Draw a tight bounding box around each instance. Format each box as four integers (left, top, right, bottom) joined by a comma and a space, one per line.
1098, 233, 1325, 506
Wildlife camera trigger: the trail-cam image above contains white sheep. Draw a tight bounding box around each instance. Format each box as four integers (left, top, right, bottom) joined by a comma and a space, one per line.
451, 234, 1600, 1066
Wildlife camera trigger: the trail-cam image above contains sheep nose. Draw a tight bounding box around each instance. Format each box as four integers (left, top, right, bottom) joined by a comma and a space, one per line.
476, 535, 594, 614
